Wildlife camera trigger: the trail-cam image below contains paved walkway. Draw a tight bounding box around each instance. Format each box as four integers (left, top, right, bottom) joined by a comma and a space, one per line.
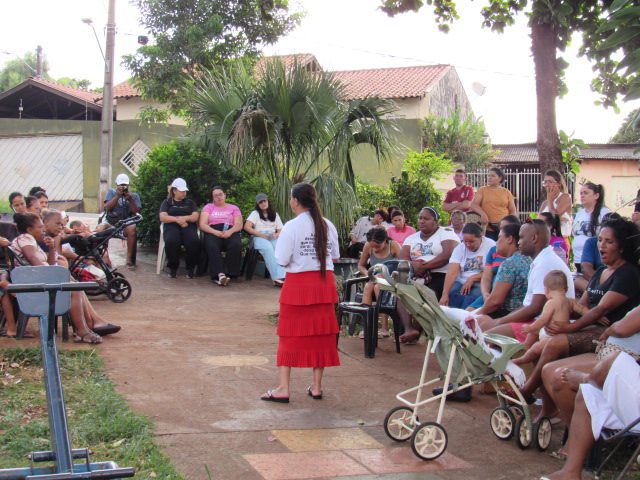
2, 242, 569, 479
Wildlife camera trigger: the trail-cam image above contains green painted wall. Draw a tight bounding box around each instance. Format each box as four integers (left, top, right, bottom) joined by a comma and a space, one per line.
350, 118, 422, 185
0, 119, 186, 212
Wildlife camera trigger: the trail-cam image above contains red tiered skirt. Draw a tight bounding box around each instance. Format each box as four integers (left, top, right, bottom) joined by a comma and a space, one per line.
277, 270, 340, 368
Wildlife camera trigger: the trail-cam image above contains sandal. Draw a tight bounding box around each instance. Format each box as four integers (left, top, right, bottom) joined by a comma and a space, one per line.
74, 332, 102, 344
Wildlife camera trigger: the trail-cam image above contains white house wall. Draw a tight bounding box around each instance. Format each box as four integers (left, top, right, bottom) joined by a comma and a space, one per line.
116, 98, 186, 125
0, 134, 83, 200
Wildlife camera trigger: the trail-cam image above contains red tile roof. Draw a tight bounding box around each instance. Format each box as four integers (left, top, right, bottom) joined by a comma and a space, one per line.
113, 80, 140, 99
28, 76, 102, 104
330, 65, 451, 100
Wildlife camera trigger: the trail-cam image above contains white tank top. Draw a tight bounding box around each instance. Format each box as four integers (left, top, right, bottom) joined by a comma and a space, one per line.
542, 194, 572, 237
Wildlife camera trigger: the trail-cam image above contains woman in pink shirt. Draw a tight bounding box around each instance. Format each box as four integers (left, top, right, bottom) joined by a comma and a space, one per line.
386, 209, 416, 244
199, 186, 243, 286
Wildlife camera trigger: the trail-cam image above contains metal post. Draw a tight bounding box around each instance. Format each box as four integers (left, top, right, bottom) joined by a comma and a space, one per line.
40, 291, 73, 473
98, 0, 116, 212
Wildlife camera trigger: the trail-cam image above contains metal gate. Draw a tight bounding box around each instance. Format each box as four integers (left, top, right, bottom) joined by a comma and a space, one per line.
0, 134, 83, 200
465, 167, 575, 222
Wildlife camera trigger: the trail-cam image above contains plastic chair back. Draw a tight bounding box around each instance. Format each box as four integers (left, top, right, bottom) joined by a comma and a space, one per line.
10, 266, 71, 316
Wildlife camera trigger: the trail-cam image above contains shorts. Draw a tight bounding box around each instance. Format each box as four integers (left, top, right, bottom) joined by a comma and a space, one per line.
581, 352, 640, 439
510, 320, 534, 343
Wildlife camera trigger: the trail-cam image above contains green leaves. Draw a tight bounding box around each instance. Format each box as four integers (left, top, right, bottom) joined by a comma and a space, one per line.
189, 58, 399, 236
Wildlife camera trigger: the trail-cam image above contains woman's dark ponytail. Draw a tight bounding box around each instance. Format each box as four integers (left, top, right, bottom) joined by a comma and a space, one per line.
292, 183, 328, 278
585, 182, 605, 236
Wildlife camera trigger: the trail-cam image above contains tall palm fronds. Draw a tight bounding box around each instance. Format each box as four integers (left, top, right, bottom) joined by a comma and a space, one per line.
190, 58, 399, 233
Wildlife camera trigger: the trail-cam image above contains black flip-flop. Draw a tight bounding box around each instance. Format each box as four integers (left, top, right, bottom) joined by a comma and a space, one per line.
307, 386, 322, 400
92, 323, 121, 336
261, 389, 289, 403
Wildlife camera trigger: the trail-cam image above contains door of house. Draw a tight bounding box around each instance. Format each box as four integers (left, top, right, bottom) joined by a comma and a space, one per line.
0, 134, 83, 200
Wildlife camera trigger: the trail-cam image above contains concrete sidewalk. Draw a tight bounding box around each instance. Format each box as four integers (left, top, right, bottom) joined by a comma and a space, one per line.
3, 243, 569, 479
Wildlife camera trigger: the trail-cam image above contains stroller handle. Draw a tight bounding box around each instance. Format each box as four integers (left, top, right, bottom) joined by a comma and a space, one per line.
114, 214, 143, 229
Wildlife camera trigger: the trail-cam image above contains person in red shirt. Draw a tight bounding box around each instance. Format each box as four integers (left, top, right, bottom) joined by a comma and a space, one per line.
443, 169, 474, 213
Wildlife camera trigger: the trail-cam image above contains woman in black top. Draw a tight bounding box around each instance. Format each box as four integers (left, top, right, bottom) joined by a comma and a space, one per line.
518, 217, 640, 404
159, 178, 200, 278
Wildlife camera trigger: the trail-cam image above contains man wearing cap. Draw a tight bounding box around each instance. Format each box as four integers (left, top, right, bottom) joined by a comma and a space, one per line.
102, 173, 141, 269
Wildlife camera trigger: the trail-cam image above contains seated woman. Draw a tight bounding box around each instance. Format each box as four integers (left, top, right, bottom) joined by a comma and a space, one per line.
474, 223, 531, 318
398, 207, 459, 343
539, 211, 568, 263
199, 186, 243, 286
9, 192, 26, 215
357, 227, 401, 338
160, 178, 200, 279
41, 209, 120, 337
542, 307, 640, 479
516, 217, 640, 404
244, 193, 285, 287
0, 236, 18, 337
12, 212, 116, 344
440, 223, 495, 309
386, 209, 416, 244
467, 215, 521, 312
450, 210, 465, 240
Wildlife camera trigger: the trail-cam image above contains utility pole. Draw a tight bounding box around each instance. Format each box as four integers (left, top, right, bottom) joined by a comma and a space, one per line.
36, 45, 43, 77
98, 0, 116, 212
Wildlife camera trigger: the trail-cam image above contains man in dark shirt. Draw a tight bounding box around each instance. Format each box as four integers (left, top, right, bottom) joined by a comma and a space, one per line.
101, 173, 141, 269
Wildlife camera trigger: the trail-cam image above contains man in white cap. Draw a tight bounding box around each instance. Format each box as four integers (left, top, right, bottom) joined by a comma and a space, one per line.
102, 173, 141, 269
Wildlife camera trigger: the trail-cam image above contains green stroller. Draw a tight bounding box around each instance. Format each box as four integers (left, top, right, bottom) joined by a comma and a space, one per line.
372, 262, 553, 460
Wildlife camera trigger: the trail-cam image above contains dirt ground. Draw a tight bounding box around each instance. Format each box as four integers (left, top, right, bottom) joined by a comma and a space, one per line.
2, 241, 577, 480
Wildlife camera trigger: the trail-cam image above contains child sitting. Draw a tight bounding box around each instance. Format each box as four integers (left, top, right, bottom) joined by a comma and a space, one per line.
513, 270, 588, 365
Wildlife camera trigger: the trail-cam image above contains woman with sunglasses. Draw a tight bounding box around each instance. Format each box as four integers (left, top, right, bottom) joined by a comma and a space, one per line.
244, 193, 285, 287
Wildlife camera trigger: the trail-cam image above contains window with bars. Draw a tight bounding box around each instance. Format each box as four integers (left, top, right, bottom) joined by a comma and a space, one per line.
119, 140, 151, 175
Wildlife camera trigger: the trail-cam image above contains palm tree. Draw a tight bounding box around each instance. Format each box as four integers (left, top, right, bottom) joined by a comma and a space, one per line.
190, 58, 399, 233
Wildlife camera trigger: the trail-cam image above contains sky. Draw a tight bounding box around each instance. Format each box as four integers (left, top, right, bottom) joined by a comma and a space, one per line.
1, 0, 637, 144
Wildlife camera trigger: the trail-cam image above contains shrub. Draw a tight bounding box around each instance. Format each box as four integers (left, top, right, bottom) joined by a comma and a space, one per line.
391, 151, 453, 226
133, 140, 246, 245
354, 180, 395, 218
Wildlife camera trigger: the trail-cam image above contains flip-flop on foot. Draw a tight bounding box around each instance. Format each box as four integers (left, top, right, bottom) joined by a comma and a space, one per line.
261, 389, 289, 403
307, 386, 322, 400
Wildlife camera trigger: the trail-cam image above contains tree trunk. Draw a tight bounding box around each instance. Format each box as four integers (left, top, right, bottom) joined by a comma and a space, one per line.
531, 21, 563, 175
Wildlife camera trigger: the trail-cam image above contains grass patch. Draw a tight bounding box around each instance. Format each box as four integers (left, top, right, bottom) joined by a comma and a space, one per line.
0, 348, 183, 479
0, 199, 9, 214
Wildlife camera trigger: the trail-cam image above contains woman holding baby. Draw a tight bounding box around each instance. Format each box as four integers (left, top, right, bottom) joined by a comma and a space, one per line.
517, 217, 640, 415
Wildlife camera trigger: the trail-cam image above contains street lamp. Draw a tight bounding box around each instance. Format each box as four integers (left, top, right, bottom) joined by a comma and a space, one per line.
1, 50, 38, 76
81, 2, 116, 213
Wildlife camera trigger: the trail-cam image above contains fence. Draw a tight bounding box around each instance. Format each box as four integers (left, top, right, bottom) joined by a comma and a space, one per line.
465, 167, 575, 223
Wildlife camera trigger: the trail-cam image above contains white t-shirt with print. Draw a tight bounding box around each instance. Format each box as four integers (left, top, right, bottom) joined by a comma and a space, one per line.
246, 210, 284, 236
572, 207, 611, 264
402, 227, 460, 274
449, 236, 496, 283
275, 211, 340, 273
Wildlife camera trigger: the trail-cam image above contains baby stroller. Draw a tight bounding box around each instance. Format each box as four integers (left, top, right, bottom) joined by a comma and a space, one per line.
372, 263, 553, 460
67, 215, 143, 303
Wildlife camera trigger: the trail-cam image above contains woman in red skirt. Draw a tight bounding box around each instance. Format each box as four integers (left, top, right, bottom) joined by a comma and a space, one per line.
260, 183, 341, 403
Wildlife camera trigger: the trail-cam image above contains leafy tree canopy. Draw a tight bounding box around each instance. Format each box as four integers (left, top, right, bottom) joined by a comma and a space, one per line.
609, 108, 640, 143
122, 0, 301, 113
380, 0, 635, 109
56, 77, 93, 90
0, 52, 50, 92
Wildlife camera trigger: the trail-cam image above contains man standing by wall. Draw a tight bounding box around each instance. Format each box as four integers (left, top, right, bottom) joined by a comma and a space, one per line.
442, 169, 474, 214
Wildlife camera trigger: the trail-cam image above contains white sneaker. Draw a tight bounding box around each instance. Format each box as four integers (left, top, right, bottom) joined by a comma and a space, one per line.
215, 274, 230, 286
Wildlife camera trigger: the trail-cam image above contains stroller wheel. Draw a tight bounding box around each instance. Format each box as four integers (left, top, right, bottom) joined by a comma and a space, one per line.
411, 422, 448, 460
384, 406, 419, 442
509, 405, 524, 421
111, 271, 125, 279
107, 277, 132, 303
490, 407, 515, 440
515, 416, 532, 449
534, 417, 552, 451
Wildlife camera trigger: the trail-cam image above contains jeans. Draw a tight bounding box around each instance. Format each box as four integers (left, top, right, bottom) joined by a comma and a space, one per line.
448, 280, 482, 309
253, 236, 285, 281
